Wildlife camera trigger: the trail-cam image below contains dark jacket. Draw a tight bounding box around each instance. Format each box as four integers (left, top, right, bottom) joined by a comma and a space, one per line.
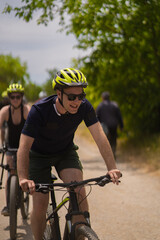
96, 100, 123, 131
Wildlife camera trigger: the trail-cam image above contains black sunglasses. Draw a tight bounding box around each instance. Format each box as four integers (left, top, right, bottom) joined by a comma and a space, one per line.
10, 95, 22, 100
63, 92, 86, 101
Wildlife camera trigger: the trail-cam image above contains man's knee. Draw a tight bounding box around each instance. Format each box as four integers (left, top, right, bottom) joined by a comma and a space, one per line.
60, 168, 86, 197
32, 193, 49, 215
59, 168, 83, 183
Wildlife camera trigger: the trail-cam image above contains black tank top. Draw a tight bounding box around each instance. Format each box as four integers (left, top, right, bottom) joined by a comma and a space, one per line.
8, 105, 26, 148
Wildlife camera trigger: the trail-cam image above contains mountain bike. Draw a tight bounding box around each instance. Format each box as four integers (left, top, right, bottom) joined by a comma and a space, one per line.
36, 174, 121, 239
0, 145, 30, 240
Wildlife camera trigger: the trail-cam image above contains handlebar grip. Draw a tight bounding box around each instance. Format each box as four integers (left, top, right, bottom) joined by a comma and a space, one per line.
98, 173, 122, 187
98, 177, 111, 186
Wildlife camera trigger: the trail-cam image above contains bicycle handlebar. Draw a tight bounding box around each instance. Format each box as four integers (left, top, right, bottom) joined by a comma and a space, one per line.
0, 146, 18, 153
35, 174, 122, 193
0, 146, 18, 188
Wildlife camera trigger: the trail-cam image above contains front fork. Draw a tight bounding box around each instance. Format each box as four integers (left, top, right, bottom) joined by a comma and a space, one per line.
66, 189, 91, 239
66, 211, 91, 240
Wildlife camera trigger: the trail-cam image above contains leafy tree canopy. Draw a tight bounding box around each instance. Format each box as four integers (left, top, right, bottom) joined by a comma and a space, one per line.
0, 54, 57, 102
0, 54, 42, 102
42, 68, 58, 96
25, 81, 42, 102
4, 0, 160, 134
0, 54, 30, 99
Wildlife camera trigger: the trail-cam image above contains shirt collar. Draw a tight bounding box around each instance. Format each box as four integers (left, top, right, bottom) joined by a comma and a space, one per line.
53, 103, 61, 116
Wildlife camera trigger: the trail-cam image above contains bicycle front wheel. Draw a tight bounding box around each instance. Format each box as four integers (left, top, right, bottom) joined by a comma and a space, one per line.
20, 190, 29, 219
75, 225, 100, 240
9, 175, 18, 240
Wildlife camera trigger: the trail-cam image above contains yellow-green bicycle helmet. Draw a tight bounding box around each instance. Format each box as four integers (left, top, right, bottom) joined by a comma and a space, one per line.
52, 68, 88, 90
1, 90, 8, 98
7, 83, 24, 95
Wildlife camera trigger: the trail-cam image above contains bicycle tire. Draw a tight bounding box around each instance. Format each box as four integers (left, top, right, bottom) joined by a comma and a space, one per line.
9, 175, 18, 240
20, 190, 29, 219
6, 175, 11, 210
75, 225, 100, 240
43, 204, 58, 240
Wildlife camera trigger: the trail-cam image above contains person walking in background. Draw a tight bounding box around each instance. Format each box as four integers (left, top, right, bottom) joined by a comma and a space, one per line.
0, 83, 30, 216
96, 91, 124, 158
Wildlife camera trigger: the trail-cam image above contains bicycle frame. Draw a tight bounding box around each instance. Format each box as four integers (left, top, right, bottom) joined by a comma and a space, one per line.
0, 146, 30, 240
50, 185, 62, 239
0, 147, 17, 194
36, 174, 116, 240
0, 147, 8, 188
48, 186, 91, 239
0, 147, 20, 208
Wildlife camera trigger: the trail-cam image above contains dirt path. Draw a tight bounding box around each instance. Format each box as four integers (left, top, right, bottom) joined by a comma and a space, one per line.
75, 135, 160, 240
0, 135, 160, 240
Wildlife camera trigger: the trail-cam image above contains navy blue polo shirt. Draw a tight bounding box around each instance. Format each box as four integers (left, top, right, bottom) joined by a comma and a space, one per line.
22, 95, 98, 154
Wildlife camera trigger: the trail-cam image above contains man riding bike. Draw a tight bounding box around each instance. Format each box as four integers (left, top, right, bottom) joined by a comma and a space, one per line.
17, 68, 121, 240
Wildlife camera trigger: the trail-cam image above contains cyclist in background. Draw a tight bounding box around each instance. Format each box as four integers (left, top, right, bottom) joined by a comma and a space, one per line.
17, 68, 122, 240
34, 90, 47, 104
0, 83, 30, 216
0, 90, 10, 110
0, 90, 10, 145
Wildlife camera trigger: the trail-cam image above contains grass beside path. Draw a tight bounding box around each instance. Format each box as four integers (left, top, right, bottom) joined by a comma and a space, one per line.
76, 122, 160, 175
117, 134, 160, 174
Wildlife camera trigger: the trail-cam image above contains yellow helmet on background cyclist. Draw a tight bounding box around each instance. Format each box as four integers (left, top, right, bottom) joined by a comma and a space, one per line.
1, 90, 8, 98
52, 68, 88, 90
7, 83, 24, 95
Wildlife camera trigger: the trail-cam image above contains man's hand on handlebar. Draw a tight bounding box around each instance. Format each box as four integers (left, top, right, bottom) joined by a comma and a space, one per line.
107, 169, 122, 185
19, 178, 35, 195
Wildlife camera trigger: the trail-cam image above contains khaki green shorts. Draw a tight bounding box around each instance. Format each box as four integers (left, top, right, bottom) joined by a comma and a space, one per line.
29, 145, 83, 183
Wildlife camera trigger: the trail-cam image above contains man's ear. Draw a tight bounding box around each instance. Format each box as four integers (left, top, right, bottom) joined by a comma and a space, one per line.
56, 90, 61, 98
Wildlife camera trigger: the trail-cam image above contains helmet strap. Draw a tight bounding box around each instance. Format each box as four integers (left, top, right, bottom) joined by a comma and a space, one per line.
58, 89, 69, 114
58, 97, 64, 107
58, 88, 64, 107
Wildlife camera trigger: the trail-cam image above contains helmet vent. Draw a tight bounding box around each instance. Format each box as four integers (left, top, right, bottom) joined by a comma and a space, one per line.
59, 73, 65, 79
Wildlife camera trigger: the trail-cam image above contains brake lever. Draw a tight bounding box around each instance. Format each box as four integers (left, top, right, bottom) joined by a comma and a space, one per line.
35, 184, 49, 194
98, 177, 111, 186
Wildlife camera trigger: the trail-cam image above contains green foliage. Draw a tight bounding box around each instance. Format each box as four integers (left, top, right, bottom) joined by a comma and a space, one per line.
25, 81, 41, 102
3, 0, 60, 25
0, 54, 57, 102
4, 0, 160, 135
68, 0, 160, 135
42, 68, 58, 96
0, 54, 30, 99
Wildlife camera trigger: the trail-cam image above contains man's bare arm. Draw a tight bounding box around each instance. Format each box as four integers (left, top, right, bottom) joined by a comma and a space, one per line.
88, 122, 121, 183
17, 134, 35, 193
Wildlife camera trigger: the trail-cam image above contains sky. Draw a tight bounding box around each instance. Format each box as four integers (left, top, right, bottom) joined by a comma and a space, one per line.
0, 1, 86, 85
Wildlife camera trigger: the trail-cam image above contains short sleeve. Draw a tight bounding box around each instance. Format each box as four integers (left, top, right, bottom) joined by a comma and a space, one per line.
83, 100, 98, 127
22, 105, 43, 138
